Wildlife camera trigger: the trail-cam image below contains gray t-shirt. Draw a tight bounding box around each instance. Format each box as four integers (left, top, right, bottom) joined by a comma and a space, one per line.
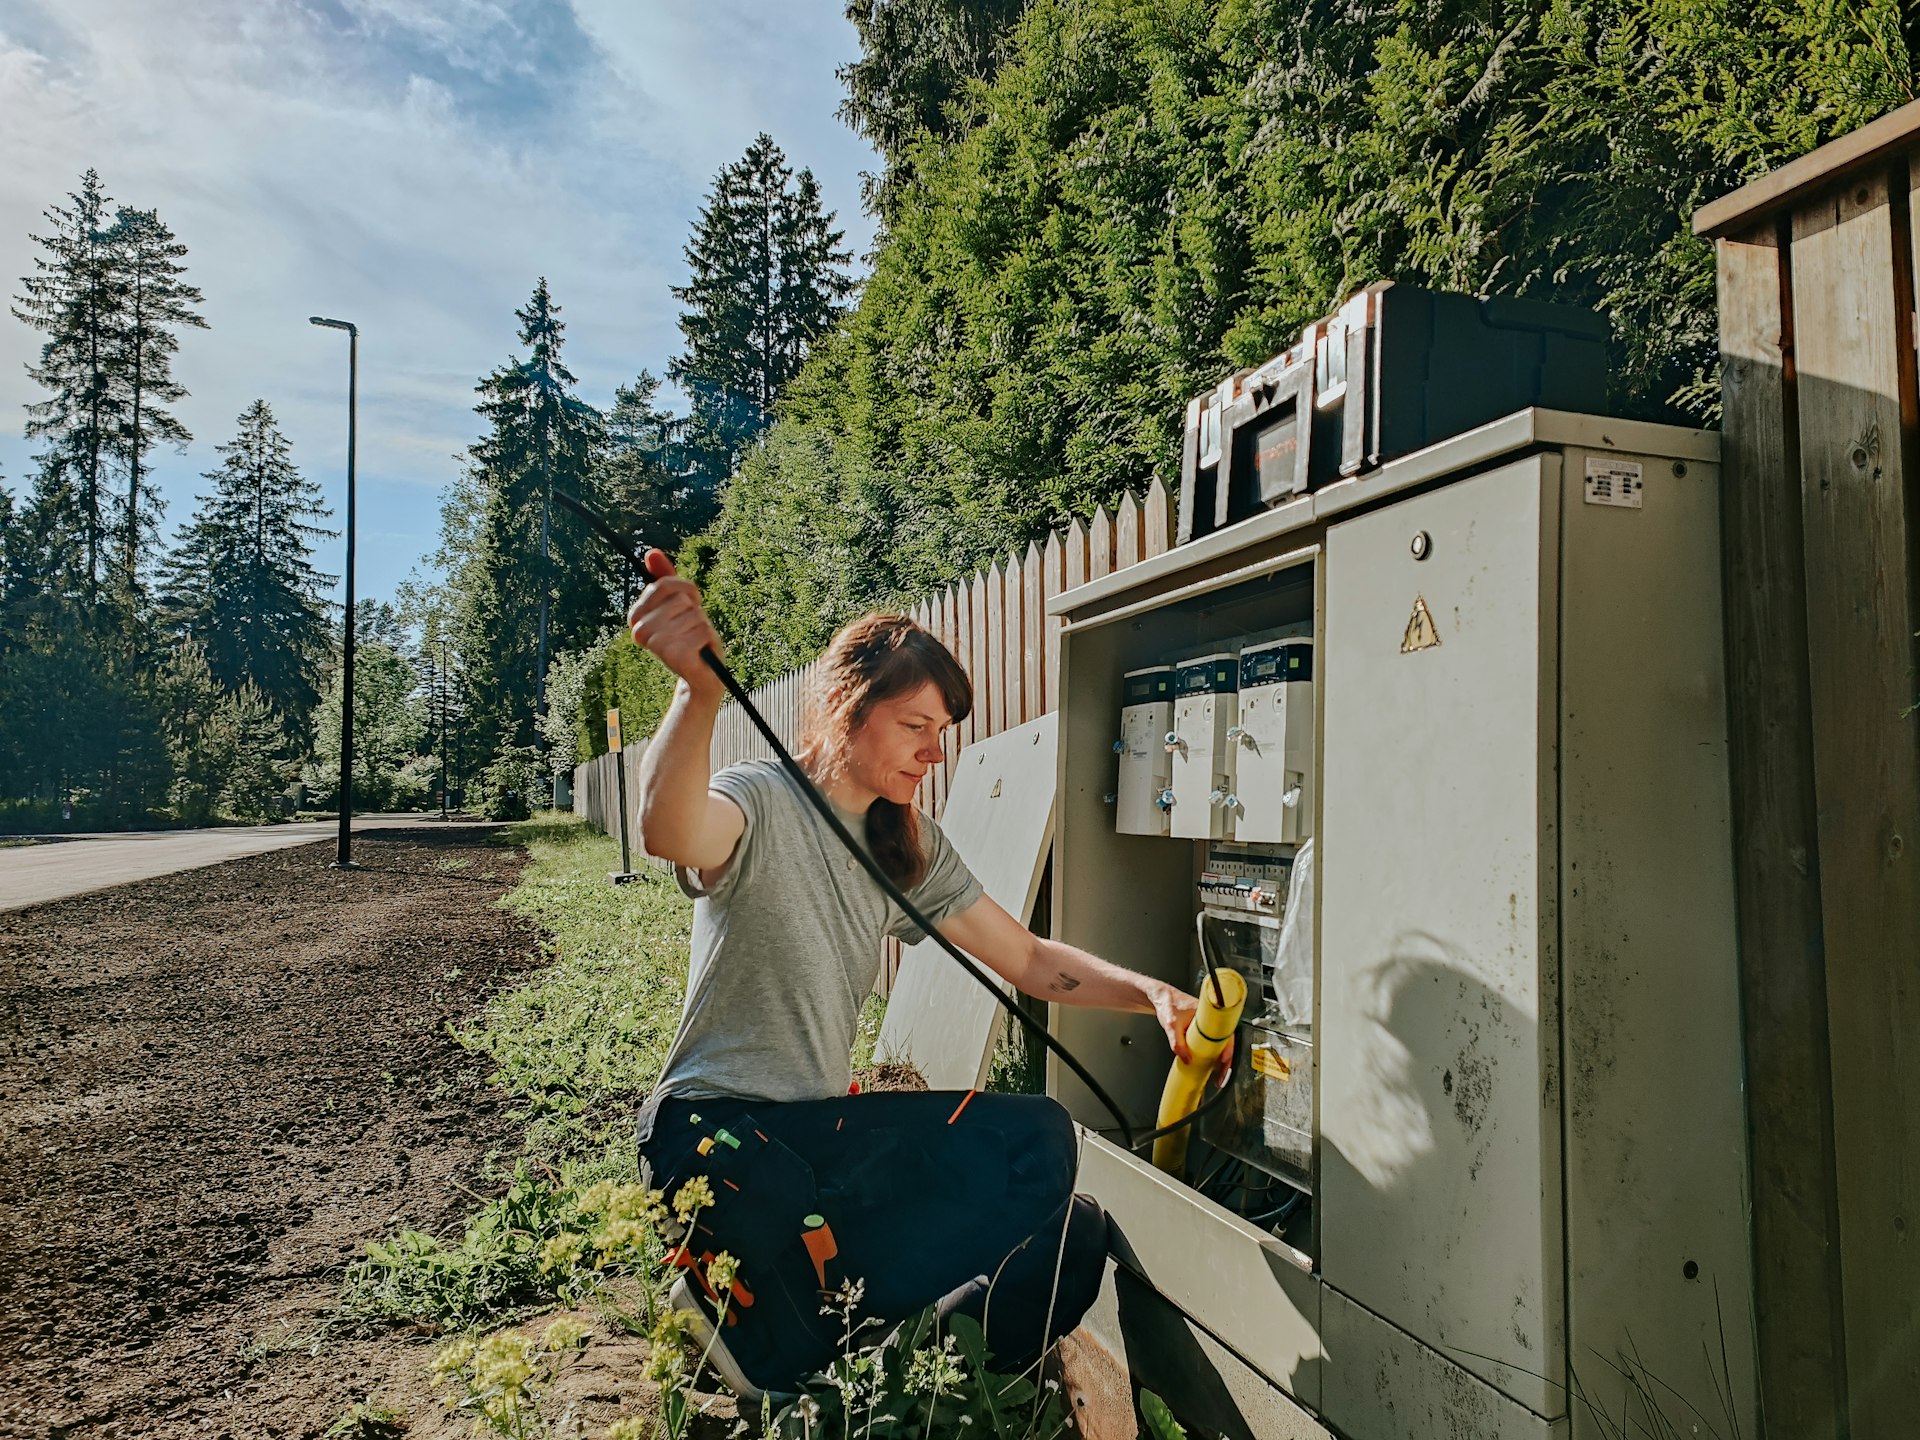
644, 759, 983, 1120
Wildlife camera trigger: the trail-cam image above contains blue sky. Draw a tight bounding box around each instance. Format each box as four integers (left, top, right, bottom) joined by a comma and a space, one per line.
0, 0, 879, 607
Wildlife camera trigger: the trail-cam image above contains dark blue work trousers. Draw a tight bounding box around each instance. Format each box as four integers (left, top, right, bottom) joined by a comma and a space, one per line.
637, 1090, 1109, 1392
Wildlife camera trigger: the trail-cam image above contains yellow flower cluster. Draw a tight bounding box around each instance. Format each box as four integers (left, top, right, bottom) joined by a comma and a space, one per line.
568, 1180, 672, 1268
576, 1180, 666, 1225
646, 1306, 691, 1388
430, 1322, 592, 1437
539, 1231, 587, 1274
706, 1249, 739, 1293
541, 1316, 590, 1352
671, 1175, 715, 1222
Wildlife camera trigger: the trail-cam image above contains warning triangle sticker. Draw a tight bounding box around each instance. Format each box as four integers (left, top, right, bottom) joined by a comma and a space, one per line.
1401, 595, 1441, 653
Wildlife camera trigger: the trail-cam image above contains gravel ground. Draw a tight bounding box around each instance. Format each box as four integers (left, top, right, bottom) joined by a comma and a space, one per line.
0, 827, 541, 1440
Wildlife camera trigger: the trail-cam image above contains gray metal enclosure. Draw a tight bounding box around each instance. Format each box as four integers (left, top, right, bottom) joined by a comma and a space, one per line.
1048, 410, 1756, 1440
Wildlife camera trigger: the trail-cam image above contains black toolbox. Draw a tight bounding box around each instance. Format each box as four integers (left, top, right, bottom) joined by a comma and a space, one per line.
1176, 281, 1609, 544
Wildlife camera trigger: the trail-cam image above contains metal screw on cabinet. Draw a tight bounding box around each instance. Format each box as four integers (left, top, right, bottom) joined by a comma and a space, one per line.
1411, 530, 1432, 561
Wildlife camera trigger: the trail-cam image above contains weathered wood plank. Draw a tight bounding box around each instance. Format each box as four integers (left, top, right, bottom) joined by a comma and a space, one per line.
970, 570, 993, 743
1697, 98, 1920, 238
1003, 556, 1026, 726
1716, 221, 1848, 1440
1790, 169, 1920, 1436
1090, 505, 1114, 581
1145, 476, 1173, 557
985, 562, 1007, 738
1022, 541, 1044, 722
937, 586, 957, 814
1043, 531, 1066, 716
956, 575, 977, 754
1116, 491, 1142, 570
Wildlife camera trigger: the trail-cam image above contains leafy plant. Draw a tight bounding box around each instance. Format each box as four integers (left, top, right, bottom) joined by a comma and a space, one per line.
430, 1317, 592, 1439
1140, 1390, 1186, 1440
761, 1302, 1073, 1440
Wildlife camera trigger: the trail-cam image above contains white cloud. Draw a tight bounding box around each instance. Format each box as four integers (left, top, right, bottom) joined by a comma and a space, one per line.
0, 0, 878, 601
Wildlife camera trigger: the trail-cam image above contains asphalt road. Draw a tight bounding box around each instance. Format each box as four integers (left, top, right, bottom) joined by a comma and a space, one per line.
0, 815, 465, 911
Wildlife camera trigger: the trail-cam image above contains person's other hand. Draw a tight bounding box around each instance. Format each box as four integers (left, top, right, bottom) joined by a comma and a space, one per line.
1154, 984, 1235, 1083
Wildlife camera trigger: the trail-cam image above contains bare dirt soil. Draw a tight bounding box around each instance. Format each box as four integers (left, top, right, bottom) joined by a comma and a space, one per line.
0, 827, 541, 1440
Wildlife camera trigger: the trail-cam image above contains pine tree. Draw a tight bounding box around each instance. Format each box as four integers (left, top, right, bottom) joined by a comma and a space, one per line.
11, 171, 123, 595
302, 641, 428, 812
158, 638, 234, 826
219, 681, 290, 821
108, 205, 206, 580
159, 400, 336, 739
669, 135, 854, 493
452, 280, 606, 756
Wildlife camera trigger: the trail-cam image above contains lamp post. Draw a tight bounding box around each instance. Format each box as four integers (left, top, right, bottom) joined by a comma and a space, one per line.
438, 631, 450, 822
310, 315, 359, 868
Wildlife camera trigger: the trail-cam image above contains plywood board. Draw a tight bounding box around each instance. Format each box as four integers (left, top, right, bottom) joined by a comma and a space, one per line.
877, 713, 1058, 1090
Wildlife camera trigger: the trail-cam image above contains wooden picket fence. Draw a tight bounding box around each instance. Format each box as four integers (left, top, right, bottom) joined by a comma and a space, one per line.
578, 476, 1173, 831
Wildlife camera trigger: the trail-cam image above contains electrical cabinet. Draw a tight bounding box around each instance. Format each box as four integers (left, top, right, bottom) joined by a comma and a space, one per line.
1049, 410, 1756, 1440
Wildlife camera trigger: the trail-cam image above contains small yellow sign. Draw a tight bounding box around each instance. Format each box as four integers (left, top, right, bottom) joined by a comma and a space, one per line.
1401, 595, 1441, 654
607, 709, 623, 752
1250, 1044, 1293, 1081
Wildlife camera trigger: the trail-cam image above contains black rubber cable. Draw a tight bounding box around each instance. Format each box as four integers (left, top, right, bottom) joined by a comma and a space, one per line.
557, 489, 1231, 1155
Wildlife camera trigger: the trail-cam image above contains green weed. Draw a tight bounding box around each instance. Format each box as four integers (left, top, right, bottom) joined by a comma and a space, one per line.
468, 817, 692, 1162
324, 1400, 406, 1438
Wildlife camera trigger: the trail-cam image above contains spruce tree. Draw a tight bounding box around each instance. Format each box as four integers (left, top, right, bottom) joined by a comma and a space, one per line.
669, 135, 854, 493
108, 205, 206, 580
159, 400, 335, 738
452, 280, 605, 756
11, 171, 123, 595
597, 370, 707, 562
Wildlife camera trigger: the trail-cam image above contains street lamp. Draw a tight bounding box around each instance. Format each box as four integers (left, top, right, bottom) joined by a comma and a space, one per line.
438, 631, 450, 822
310, 315, 359, 869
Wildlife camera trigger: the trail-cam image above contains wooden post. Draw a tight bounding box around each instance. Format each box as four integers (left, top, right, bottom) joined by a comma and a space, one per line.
1716, 222, 1848, 1440
1089, 505, 1114, 581
1788, 172, 1920, 1437
1145, 476, 1173, 558
956, 578, 976, 755
969, 569, 993, 744
1698, 105, 1920, 1436
1116, 490, 1142, 569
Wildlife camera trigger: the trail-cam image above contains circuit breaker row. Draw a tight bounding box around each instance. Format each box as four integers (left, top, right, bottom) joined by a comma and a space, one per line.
1112, 639, 1315, 843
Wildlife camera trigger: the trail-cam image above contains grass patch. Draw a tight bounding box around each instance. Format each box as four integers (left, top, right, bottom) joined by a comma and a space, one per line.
468, 816, 693, 1164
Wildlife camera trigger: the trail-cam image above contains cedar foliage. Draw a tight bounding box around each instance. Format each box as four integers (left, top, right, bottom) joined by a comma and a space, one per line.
678, 0, 1916, 694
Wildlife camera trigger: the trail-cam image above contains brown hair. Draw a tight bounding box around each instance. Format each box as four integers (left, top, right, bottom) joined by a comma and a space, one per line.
795, 614, 973, 888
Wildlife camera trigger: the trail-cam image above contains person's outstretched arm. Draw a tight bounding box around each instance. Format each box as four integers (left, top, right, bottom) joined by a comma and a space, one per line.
938, 895, 1206, 1062
627, 550, 746, 875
